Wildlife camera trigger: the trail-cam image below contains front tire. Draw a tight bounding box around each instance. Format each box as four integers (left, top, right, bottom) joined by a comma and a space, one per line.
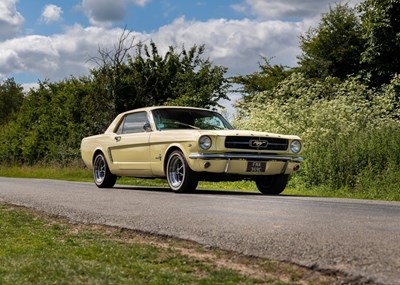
166, 150, 198, 193
93, 153, 117, 188
255, 174, 289, 195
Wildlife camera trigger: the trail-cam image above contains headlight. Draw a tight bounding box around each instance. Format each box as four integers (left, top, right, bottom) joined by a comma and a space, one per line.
290, 140, 301, 153
199, 135, 212, 150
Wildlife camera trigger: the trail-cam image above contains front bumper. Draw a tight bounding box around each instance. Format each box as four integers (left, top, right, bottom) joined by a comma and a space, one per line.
188, 153, 303, 175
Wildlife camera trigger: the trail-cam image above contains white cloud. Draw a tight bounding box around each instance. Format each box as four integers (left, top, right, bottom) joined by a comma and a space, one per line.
82, 0, 126, 27
0, 0, 24, 39
233, 0, 363, 20
0, 35, 59, 79
81, 0, 151, 27
151, 17, 307, 75
0, 25, 143, 82
131, 0, 151, 7
231, 3, 248, 14
21, 82, 39, 93
244, 0, 330, 19
41, 4, 63, 24
0, 16, 310, 85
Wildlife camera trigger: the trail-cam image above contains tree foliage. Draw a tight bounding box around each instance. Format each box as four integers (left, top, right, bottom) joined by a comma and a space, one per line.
358, 0, 400, 87
298, 3, 364, 80
90, 29, 230, 115
0, 78, 24, 125
231, 57, 293, 102
297, 1, 400, 88
0, 79, 92, 164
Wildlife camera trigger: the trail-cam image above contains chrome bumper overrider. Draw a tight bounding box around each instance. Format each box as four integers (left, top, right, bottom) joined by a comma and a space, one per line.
189, 153, 303, 162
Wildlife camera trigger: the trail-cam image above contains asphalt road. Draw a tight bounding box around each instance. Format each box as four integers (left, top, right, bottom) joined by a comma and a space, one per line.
0, 177, 399, 284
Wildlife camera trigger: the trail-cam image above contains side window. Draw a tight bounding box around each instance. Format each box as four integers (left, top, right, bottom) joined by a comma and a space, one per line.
116, 112, 149, 134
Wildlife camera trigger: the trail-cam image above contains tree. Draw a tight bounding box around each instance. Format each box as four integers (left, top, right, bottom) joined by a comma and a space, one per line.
89, 28, 139, 116
0, 78, 24, 125
90, 29, 230, 113
160, 44, 230, 109
0, 78, 94, 164
231, 57, 293, 102
358, 0, 400, 87
298, 3, 364, 80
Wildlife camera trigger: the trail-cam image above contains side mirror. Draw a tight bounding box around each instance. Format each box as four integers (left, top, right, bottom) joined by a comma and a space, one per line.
143, 122, 152, 132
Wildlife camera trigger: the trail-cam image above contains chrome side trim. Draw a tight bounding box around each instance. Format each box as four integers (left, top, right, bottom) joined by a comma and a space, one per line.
107, 147, 114, 163
189, 153, 303, 162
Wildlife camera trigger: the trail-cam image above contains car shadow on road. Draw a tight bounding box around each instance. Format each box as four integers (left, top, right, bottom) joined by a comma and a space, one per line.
113, 185, 259, 195
112, 185, 302, 197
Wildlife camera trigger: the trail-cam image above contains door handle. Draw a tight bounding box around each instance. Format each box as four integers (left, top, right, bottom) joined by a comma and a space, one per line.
115, 136, 121, 142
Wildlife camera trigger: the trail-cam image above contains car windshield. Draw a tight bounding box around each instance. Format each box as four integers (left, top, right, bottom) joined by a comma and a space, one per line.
152, 108, 234, 130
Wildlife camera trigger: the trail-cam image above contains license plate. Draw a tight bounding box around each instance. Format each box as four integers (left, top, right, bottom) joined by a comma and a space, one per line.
246, 161, 266, 172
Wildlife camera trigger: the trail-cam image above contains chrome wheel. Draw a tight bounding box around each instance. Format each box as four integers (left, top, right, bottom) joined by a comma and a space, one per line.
93, 153, 117, 188
166, 150, 198, 193
168, 153, 185, 189
93, 154, 106, 184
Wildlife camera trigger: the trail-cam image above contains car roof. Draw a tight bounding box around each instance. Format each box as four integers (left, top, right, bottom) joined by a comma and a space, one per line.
120, 106, 213, 115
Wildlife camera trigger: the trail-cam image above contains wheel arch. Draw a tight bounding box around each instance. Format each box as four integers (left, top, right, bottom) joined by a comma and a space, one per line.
163, 146, 182, 174
92, 148, 105, 164
92, 147, 113, 170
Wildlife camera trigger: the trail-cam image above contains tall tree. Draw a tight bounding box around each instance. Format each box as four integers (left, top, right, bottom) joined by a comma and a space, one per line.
90, 29, 230, 113
0, 78, 24, 125
89, 28, 138, 117
231, 57, 293, 102
298, 3, 364, 80
162, 44, 230, 109
358, 0, 400, 87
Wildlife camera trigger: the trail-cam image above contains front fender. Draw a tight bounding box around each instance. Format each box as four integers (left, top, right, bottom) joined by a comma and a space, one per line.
162, 142, 198, 174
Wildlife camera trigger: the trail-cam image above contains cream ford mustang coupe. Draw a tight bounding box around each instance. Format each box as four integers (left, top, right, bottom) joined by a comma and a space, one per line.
81, 106, 303, 194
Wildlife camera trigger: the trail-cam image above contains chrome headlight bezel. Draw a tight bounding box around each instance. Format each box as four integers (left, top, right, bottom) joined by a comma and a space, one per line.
199, 135, 212, 150
290, 140, 302, 154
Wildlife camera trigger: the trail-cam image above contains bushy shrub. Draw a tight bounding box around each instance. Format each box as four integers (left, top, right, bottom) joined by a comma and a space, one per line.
0, 80, 89, 165
235, 73, 400, 193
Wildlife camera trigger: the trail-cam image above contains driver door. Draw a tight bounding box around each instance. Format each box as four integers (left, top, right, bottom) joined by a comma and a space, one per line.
109, 111, 151, 175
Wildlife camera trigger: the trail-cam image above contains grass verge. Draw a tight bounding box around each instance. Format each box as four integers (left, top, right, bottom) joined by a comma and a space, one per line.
0, 203, 338, 285
1, 165, 399, 201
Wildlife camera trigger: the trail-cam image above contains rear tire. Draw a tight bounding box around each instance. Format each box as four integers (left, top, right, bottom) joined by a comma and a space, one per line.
166, 150, 198, 193
93, 153, 117, 188
255, 174, 289, 195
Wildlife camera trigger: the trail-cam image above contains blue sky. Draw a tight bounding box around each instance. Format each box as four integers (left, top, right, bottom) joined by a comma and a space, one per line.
1, 0, 361, 102
16, 1, 246, 35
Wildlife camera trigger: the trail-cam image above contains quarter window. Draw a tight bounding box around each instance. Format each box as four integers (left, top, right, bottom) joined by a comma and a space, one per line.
117, 112, 149, 134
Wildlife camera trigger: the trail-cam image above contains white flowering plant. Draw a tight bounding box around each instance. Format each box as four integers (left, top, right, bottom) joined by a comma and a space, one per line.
235, 73, 400, 198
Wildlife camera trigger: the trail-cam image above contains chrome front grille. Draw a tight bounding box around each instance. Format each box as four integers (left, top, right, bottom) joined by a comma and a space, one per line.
225, 136, 288, 151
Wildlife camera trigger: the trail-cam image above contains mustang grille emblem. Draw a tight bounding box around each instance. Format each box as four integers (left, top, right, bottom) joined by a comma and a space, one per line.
249, 139, 268, 148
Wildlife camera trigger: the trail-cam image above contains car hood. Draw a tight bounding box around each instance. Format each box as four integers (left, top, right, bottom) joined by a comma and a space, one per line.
199, 129, 301, 140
